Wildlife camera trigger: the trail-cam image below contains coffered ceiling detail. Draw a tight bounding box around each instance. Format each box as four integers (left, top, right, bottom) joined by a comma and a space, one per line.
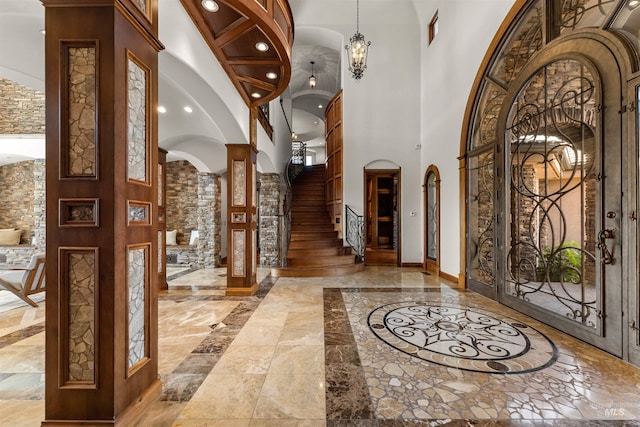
179, 0, 294, 107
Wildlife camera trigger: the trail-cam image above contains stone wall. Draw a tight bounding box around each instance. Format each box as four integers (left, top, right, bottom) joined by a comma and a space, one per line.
33, 160, 46, 249
0, 161, 37, 244
198, 173, 222, 268
0, 77, 45, 134
259, 173, 281, 267
165, 160, 222, 268
510, 163, 539, 282
166, 245, 199, 267
166, 160, 199, 244
0, 246, 37, 266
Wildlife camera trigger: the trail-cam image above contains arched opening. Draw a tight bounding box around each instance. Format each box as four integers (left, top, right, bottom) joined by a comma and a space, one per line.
423, 165, 440, 275
461, 0, 640, 364
364, 161, 401, 266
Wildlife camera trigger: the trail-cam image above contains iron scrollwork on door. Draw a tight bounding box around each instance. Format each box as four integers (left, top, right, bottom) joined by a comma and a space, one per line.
505, 59, 601, 328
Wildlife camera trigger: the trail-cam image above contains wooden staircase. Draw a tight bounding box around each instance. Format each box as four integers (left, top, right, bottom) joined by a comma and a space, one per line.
271, 165, 364, 277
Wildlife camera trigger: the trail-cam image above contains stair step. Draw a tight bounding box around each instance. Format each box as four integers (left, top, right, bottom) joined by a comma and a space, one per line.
290, 231, 338, 240
271, 263, 365, 278
291, 218, 333, 230
291, 216, 331, 222
287, 246, 345, 257
291, 210, 329, 217
287, 254, 356, 267
289, 238, 343, 249
281, 165, 362, 277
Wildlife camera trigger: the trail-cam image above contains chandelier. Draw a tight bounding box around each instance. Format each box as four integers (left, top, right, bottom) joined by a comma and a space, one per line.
345, 0, 371, 80
309, 61, 316, 88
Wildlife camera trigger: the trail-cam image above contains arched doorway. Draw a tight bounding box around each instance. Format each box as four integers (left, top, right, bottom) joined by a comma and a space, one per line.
364, 167, 401, 266
462, 0, 640, 364
423, 165, 440, 275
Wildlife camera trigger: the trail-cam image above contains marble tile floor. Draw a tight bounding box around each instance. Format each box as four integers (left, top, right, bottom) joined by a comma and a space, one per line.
0, 266, 639, 426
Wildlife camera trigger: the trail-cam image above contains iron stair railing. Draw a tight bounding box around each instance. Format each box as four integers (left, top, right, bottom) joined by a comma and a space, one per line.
346, 205, 365, 263
275, 142, 305, 268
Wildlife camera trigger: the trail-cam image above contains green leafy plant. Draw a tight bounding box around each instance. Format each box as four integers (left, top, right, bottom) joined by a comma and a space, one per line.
536, 241, 583, 283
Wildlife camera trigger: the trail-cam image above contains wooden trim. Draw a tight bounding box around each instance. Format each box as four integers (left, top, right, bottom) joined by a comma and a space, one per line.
125, 50, 152, 186
42, 378, 162, 426
58, 247, 100, 389
428, 10, 438, 45
226, 283, 259, 296
402, 262, 422, 268
60, 40, 100, 181
59, 198, 100, 227
364, 169, 401, 266
127, 200, 152, 226
256, 105, 273, 140
178, 0, 292, 107
325, 91, 343, 237
125, 243, 152, 379
439, 270, 459, 284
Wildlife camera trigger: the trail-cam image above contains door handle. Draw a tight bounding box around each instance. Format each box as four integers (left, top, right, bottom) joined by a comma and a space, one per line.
597, 228, 616, 265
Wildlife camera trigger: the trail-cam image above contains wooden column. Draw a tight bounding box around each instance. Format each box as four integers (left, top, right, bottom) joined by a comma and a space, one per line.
42, 1, 163, 425
158, 148, 168, 290
226, 144, 258, 296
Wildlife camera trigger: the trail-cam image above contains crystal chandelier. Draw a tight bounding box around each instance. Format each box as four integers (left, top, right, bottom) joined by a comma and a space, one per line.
345, 0, 371, 80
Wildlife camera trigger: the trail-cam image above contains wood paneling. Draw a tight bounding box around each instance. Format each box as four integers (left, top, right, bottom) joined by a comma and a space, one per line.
42, 1, 162, 424
325, 91, 343, 237
226, 144, 258, 295
179, 0, 292, 107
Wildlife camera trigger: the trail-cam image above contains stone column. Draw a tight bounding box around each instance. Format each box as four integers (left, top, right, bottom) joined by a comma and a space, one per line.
33, 159, 46, 250
42, 1, 163, 424
198, 172, 222, 268
259, 173, 281, 267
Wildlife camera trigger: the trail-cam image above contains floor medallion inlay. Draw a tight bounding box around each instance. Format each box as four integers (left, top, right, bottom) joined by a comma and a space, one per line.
368, 302, 557, 374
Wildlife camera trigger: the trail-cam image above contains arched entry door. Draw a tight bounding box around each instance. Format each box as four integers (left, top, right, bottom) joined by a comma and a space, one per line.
464, 0, 639, 362
423, 166, 440, 275
500, 54, 622, 355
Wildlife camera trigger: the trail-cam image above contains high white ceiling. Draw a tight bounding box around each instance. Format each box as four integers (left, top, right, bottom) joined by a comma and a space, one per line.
0, 0, 425, 166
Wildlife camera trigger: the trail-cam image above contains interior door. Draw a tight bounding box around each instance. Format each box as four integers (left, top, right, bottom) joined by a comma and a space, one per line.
365, 170, 400, 265
501, 58, 623, 356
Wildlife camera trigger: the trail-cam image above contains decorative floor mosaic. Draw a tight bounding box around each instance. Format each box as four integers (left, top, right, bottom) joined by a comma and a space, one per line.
368, 302, 557, 374
2, 267, 640, 426
326, 286, 640, 425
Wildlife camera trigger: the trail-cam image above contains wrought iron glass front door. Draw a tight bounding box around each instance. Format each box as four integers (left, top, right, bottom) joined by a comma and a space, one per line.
502, 58, 623, 356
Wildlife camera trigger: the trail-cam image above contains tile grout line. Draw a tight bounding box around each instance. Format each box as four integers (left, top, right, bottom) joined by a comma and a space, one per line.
159, 274, 278, 403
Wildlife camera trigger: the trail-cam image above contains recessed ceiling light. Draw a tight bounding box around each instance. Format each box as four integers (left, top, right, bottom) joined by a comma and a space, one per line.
318, 104, 323, 109
314, 121, 318, 124
266, 72, 278, 80
251, 92, 262, 99
201, 0, 219, 12
184, 106, 193, 113
255, 42, 269, 52
157, 106, 167, 113
630, 0, 640, 6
